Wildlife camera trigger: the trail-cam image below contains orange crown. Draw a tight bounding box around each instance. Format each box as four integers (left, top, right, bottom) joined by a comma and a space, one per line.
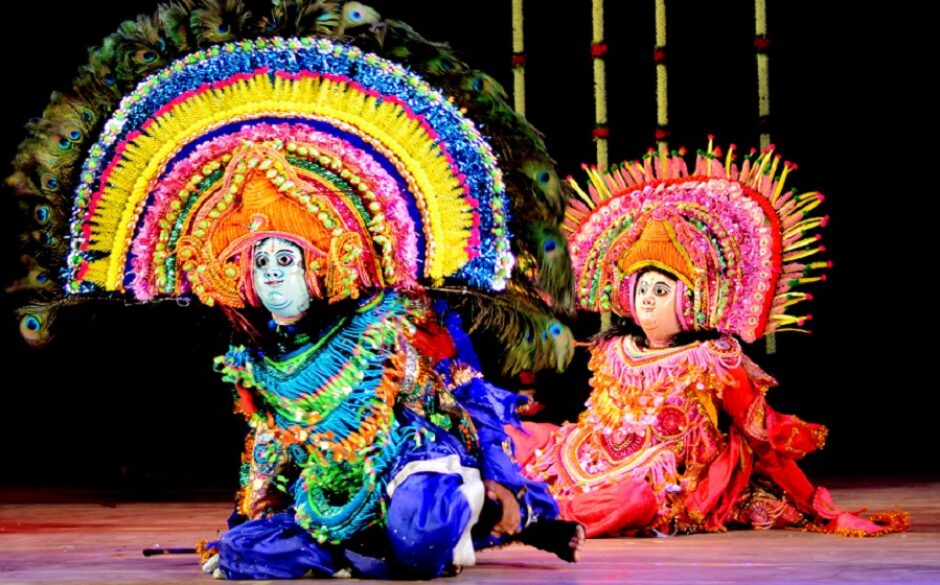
177, 145, 378, 308
615, 219, 694, 286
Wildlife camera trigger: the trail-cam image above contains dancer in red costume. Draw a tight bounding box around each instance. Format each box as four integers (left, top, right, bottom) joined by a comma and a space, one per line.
510, 144, 910, 538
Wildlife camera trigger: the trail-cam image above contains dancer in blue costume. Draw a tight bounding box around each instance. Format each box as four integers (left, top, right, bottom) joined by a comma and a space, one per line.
207, 242, 581, 578
7, 2, 583, 578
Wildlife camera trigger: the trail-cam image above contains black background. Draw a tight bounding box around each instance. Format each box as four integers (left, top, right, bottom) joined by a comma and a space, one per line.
1, 0, 936, 493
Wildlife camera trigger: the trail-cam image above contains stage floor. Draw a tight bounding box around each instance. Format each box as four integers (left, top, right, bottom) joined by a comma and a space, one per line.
1, 479, 938, 584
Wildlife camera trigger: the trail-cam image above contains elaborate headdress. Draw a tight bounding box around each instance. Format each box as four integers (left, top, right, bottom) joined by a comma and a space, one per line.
565, 142, 829, 342
8, 1, 574, 372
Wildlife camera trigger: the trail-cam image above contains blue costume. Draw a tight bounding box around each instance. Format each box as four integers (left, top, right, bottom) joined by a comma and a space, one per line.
5, 3, 581, 578
212, 292, 563, 579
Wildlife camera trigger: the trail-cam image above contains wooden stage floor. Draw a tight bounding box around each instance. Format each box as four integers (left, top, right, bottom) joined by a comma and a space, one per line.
1, 478, 938, 584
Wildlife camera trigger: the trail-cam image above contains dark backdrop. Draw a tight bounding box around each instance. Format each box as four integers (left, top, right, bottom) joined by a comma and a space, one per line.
1, 0, 935, 493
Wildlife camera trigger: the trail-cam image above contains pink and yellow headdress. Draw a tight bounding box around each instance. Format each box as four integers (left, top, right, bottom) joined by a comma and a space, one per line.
565, 143, 829, 342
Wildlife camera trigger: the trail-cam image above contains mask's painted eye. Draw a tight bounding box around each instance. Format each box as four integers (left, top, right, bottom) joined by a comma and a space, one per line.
654, 283, 671, 296
255, 255, 269, 269
276, 253, 295, 267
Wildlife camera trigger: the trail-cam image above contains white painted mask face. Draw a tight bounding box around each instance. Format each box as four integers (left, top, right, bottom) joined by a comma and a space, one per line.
634, 269, 682, 348
252, 237, 311, 324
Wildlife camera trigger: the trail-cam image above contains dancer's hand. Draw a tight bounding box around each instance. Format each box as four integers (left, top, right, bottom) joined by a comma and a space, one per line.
483, 480, 521, 537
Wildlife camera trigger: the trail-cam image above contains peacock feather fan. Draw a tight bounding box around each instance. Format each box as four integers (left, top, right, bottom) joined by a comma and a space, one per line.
6, 0, 573, 374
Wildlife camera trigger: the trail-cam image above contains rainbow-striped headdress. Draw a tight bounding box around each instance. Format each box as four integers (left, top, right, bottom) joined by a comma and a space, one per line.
64, 37, 512, 307
9, 2, 575, 373
565, 143, 829, 342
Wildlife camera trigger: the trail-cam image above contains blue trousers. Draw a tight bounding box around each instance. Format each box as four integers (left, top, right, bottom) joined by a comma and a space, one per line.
218, 472, 473, 579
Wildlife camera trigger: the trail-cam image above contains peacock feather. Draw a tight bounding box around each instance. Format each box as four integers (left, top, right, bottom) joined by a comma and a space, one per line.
190, 0, 254, 45
159, 0, 199, 52
432, 284, 573, 375
262, 0, 340, 36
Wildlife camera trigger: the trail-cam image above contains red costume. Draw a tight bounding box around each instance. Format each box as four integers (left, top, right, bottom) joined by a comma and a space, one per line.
512, 336, 907, 536
511, 145, 910, 538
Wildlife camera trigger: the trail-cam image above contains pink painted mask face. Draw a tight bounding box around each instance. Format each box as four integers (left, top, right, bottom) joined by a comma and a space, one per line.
252, 237, 311, 324
633, 269, 682, 348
